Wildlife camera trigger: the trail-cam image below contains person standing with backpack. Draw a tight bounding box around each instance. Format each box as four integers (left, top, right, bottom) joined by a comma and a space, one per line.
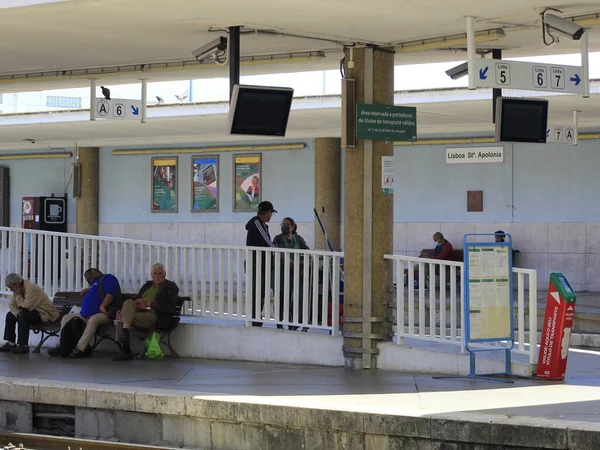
48, 268, 123, 358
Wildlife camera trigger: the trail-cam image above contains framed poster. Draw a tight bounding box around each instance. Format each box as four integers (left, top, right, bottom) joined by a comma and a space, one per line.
233, 153, 262, 211
151, 157, 178, 213
191, 155, 219, 212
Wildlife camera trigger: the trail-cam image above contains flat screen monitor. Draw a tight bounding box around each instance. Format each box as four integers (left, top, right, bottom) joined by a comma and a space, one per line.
228, 85, 294, 136
495, 97, 549, 143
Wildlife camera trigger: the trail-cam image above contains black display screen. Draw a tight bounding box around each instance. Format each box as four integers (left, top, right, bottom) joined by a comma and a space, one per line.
496, 98, 549, 143
228, 85, 294, 136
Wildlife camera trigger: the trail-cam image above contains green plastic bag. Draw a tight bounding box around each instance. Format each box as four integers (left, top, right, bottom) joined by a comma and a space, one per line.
144, 331, 164, 360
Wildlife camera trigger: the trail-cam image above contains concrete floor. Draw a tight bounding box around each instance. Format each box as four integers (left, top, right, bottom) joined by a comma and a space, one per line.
2, 345, 600, 425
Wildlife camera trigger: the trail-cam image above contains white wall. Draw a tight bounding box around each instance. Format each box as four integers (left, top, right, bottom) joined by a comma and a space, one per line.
0, 154, 76, 229
98, 141, 317, 246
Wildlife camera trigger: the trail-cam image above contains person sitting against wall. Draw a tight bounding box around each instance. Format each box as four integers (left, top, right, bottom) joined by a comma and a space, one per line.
0, 273, 59, 354
495, 230, 506, 243
413, 233, 454, 290
114, 262, 179, 361
427, 232, 454, 260
273, 217, 310, 331
49, 268, 123, 358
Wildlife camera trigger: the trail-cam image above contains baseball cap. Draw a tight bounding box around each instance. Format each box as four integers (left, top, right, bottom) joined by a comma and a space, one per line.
258, 201, 277, 213
495, 230, 505, 236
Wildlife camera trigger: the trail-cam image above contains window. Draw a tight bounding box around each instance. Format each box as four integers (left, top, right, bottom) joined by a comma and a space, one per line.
46, 96, 81, 108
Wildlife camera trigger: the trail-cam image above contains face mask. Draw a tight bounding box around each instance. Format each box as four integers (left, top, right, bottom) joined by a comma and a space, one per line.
281, 225, 291, 234
434, 241, 440, 247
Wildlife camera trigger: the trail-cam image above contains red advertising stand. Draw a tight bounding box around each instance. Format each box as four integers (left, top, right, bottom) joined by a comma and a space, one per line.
536, 273, 576, 381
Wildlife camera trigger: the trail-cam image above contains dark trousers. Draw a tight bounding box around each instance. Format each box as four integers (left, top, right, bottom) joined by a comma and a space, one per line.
249, 262, 266, 326
279, 269, 305, 324
4, 310, 41, 346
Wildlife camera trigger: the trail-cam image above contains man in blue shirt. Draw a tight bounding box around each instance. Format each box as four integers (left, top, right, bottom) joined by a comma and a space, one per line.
48, 268, 122, 358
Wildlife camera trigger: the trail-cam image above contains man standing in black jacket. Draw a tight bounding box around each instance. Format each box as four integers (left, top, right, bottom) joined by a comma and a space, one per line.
114, 262, 179, 361
245, 201, 277, 326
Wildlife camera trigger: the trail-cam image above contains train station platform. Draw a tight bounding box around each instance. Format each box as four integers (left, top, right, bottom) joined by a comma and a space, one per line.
0, 349, 599, 449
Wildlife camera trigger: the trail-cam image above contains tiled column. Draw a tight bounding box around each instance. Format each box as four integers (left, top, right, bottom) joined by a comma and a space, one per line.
342, 47, 394, 369
314, 138, 342, 251
76, 147, 99, 236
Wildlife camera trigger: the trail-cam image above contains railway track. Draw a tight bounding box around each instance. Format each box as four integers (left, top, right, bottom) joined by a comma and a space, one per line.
0, 433, 182, 450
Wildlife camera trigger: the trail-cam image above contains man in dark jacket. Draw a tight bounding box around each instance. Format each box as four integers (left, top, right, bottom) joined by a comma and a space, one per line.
114, 262, 179, 361
245, 201, 277, 326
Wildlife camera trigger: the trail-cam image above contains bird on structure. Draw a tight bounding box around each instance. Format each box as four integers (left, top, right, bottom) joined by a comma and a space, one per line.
101, 86, 111, 100
156, 96, 165, 104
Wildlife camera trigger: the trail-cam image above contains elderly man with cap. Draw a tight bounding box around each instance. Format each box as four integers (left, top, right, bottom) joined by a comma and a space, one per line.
245, 201, 277, 326
495, 230, 506, 243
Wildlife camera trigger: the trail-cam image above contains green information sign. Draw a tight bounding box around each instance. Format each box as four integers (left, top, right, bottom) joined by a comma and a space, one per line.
356, 104, 417, 141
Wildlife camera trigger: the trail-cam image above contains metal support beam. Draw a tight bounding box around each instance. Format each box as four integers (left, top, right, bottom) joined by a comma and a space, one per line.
492, 49, 502, 123
573, 110, 579, 146
581, 30, 590, 99
141, 78, 148, 124
466, 16, 476, 90
362, 47, 374, 369
229, 26, 241, 101
89, 79, 97, 121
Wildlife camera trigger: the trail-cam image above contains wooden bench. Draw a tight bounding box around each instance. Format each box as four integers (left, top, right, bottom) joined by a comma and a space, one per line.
32, 292, 190, 357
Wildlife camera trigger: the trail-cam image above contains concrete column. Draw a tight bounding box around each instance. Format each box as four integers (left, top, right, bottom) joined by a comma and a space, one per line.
342, 47, 394, 369
314, 138, 342, 251
76, 147, 99, 236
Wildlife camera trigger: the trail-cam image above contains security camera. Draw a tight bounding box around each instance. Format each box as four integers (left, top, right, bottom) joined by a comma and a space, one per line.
445, 62, 469, 80
543, 13, 585, 40
192, 36, 228, 62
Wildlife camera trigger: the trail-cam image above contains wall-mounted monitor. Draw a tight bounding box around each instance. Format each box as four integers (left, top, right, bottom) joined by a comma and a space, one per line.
495, 97, 549, 143
227, 85, 294, 136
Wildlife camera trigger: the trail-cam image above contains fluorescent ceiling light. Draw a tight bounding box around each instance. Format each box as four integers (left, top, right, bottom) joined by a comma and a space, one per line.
395, 29, 505, 53
0, 51, 327, 85
0, 0, 72, 8
572, 12, 600, 27
0, 152, 72, 160
112, 143, 306, 156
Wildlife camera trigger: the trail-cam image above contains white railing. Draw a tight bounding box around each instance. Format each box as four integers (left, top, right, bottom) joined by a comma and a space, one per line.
0, 227, 343, 333
513, 267, 538, 364
385, 254, 539, 363
385, 254, 465, 351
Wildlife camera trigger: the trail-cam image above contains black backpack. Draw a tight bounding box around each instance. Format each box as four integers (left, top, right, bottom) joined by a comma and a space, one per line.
58, 317, 90, 357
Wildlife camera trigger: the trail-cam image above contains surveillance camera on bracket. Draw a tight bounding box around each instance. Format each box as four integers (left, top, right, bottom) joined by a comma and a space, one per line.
543, 13, 585, 40
192, 36, 228, 62
445, 62, 469, 80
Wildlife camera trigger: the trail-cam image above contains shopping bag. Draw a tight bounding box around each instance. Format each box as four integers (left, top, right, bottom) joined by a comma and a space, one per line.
144, 331, 164, 360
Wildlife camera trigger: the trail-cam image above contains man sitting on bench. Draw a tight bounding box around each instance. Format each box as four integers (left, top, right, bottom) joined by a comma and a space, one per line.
429, 232, 453, 260
49, 268, 122, 358
0, 273, 59, 354
114, 262, 179, 361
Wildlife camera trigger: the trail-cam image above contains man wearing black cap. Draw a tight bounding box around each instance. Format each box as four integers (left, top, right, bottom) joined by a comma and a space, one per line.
495, 230, 506, 243
245, 201, 277, 326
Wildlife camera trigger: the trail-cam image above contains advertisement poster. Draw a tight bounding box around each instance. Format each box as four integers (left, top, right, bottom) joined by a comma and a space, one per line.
192, 155, 219, 212
151, 157, 178, 213
233, 154, 261, 211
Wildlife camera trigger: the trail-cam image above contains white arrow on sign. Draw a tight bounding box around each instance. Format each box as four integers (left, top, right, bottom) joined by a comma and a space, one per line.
550, 291, 561, 304
547, 125, 577, 144
93, 98, 143, 121
474, 59, 584, 95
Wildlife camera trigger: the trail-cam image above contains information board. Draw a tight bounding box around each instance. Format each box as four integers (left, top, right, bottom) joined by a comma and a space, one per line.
467, 246, 511, 340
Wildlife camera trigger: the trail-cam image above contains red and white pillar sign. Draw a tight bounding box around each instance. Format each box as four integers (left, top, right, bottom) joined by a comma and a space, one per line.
536, 283, 575, 381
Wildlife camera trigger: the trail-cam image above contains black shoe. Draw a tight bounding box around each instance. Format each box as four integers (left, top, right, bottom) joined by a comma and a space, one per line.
113, 352, 134, 361
69, 348, 88, 359
276, 324, 284, 330
300, 327, 309, 332
47, 347, 61, 357
252, 322, 263, 327
288, 326, 299, 331
0, 342, 15, 352
119, 328, 131, 345
11, 345, 29, 354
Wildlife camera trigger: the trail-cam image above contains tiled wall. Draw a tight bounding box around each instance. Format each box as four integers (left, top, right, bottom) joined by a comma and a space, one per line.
99, 221, 595, 291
